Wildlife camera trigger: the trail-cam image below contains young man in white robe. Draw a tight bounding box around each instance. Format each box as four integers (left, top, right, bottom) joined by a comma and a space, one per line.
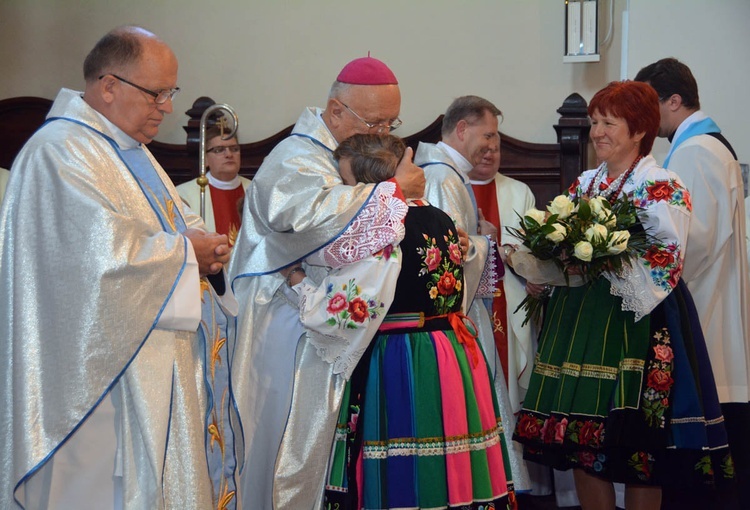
177, 125, 250, 246
636, 56, 750, 510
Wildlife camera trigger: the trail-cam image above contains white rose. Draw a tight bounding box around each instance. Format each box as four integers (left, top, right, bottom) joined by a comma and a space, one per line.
524, 208, 546, 225
547, 195, 575, 219
588, 196, 608, 215
607, 230, 631, 254
574, 241, 594, 262
584, 223, 609, 243
545, 223, 567, 243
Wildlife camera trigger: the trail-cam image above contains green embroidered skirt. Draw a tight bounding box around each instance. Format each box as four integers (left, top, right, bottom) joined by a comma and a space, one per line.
514, 278, 733, 487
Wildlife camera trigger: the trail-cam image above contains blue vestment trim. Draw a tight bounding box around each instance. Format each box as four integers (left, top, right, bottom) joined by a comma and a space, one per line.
663, 117, 720, 168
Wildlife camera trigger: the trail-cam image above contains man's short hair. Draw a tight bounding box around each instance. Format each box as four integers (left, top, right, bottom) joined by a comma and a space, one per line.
441, 95, 502, 137
333, 134, 406, 184
634, 57, 701, 110
83, 26, 147, 83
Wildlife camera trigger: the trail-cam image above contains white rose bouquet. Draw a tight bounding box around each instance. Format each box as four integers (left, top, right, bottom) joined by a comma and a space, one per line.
506, 192, 653, 325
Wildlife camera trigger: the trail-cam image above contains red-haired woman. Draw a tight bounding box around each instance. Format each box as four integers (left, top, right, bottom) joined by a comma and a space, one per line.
511, 81, 732, 509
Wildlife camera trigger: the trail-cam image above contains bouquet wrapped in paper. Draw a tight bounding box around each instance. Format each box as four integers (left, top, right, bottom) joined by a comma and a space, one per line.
507, 192, 654, 325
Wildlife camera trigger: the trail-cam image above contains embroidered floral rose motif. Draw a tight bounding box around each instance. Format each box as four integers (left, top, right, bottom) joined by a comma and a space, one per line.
647, 368, 674, 392
684, 189, 693, 211
437, 271, 457, 296
653, 344, 674, 363
418, 229, 464, 315
568, 178, 581, 195
629, 451, 652, 479
594, 423, 604, 445
668, 266, 681, 289
448, 242, 462, 266
323, 279, 384, 330
425, 245, 442, 272
327, 292, 348, 314
644, 245, 675, 268
348, 297, 369, 323
348, 406, 360, 433
578, 451, 596, 468
517, 414, 541, 439
646, 181, 675, 202
540, 416, 557, 444
578, 420, 598, 446
555, 417, 568, 443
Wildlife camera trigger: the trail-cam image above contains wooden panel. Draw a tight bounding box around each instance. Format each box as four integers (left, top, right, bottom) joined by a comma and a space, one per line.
0, 96, 53, 169
0, 94, 590, 207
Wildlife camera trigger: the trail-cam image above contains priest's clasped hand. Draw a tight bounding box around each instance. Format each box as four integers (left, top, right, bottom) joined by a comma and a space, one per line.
184, 228, 231, 275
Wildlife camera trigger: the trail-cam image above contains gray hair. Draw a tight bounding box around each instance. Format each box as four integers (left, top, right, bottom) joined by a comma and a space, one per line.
328, 80, 353, 100
441, 95, 502, 137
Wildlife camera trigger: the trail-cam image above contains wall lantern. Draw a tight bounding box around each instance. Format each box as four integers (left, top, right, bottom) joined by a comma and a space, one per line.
564, 0, 600, 63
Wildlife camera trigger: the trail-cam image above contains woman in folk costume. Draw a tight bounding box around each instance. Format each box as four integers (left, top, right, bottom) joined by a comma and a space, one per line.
510, 81, 733, 509
323, 134, 516, 510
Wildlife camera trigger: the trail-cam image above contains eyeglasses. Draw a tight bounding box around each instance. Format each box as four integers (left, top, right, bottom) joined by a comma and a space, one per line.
340, 101, 402, 132
206, 145, 241, 155
99, 74, 180, 104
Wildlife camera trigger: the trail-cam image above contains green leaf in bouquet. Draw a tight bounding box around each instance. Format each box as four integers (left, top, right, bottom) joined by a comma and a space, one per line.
539, 224, 558, 235
523, 216, 542, 229
513, 293, 546, 328
577, 199, 592, 220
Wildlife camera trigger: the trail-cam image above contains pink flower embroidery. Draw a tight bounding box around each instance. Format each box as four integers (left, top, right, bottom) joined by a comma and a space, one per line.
541, 416, 557, 444
326, 293, 348, 314
448, 243, 462, 266
348, 413, 359, 433
578, 451, 595, 467
668, 266, 682, 289
425, 246, 442, 272
653, 344, 674, 363
555, 417, 568, 443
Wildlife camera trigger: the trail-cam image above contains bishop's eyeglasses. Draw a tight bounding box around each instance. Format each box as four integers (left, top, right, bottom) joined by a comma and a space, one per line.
340, 101, 402, 133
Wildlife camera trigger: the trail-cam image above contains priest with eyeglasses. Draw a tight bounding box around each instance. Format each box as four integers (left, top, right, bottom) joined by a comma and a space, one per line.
177, 124, 250, 246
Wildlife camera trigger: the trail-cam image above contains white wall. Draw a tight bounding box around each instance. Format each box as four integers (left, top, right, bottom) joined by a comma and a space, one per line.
627, 0, 750, 165
0, 0, 747, 166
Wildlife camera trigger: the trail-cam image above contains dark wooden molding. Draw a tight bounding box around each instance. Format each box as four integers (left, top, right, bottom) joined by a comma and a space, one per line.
0, 94, 589, 206
554, 92, 591, 192
0, 96, 54, 170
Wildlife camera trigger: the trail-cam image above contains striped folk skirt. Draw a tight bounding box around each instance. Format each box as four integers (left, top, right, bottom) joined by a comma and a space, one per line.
325, 313, 517, 509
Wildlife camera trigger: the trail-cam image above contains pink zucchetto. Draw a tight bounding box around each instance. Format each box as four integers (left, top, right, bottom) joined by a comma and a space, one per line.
336, 56, 398, 85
